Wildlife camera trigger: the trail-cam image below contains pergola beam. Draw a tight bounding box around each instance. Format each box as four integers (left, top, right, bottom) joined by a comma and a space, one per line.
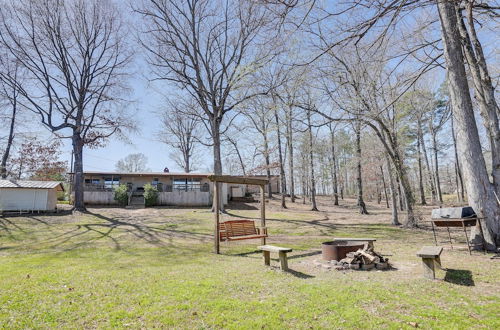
210, 175, 268, 254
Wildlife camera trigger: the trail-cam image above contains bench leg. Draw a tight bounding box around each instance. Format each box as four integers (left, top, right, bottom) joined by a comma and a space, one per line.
422, 258, 436, 279
278, 251, 288, 271
263, 251, 271, 266
435, 256, 442, 270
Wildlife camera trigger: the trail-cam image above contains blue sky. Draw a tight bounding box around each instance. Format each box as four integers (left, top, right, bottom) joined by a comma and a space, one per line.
55, 70, 213, 174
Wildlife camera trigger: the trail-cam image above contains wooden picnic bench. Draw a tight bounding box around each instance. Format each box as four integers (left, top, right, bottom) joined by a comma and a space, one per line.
219, 220, 268, 242
258, 245, 292, 271
417, 246, 443, 279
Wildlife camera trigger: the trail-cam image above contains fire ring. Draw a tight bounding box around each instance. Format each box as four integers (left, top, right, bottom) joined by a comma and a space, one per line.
321, 240, 365, 261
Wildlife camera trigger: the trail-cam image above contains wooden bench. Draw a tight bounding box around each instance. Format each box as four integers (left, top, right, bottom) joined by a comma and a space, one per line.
258, 245, 293, 271
417, 246, 443, 279
219, 220, 267, 242
335, 237, 376, 248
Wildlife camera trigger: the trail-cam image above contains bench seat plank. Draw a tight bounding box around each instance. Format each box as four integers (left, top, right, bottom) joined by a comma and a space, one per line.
417, 246, 443, 258
227, 234, 267, 241
258, 245, 293, 253
219, 220, 268, 242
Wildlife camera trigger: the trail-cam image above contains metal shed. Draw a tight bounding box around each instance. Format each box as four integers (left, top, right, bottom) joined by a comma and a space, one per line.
0, 180, 65, 212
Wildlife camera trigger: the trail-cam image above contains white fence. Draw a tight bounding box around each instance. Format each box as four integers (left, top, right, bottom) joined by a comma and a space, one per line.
158, 191, 211, 206
83, 191, 118, 205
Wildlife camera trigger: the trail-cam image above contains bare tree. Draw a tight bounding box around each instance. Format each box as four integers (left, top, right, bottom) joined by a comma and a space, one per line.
305, 103, 318, 211
242, 98, 274, 198
328, 123, 339, 205
159, 99, 201, 173
0, 0, 133, 211
269, 0, 500, 247
456, 2, 500, 196
354, 120, 368, 214
223, 131, 247, 176
136, 0, 275, 189
0, 53, 21, 179
115, 153, 150, 173
437, 0, 499, 249
428, 100, 450, 205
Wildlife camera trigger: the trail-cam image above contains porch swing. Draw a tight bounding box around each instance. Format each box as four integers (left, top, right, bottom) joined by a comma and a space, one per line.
207, 175, 269, 254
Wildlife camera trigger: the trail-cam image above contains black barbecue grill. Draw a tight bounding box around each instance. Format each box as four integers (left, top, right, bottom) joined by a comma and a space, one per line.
430, 206, 486, 254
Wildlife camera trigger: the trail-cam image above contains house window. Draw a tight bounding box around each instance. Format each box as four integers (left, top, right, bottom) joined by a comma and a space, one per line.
152, 178, 162, 192
85, 179, 100, 185
104, 177, 120, 189
173, 177, 202, 191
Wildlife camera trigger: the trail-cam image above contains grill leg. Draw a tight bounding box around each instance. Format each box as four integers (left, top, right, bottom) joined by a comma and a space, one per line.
463, 222, 471, 255
447, 227, 453, 250
477, 219, 487, 254
431, 222, 438, 246
435, 256, 442, 270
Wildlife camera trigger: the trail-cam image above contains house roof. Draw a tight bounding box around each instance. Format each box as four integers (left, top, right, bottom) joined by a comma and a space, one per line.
70, 171, 279, 178
73, 171, 214, 177
0, 180, 65, 191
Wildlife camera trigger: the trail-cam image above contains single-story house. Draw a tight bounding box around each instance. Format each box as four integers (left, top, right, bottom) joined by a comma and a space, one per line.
73, 172, 226, 207
234, 175, 280, 195
72, 172, 280, 207
0, 179, 64, 212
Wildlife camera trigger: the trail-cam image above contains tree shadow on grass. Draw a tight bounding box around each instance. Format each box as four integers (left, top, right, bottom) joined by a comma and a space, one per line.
2, 211, 213, 253
288, 250, 321, 260
444, 269, 475, 286
227, 202, 259, 210
286, 269, 315, 279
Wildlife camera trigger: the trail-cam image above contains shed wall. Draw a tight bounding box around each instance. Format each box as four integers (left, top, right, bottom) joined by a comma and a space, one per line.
0, 188, 49, 211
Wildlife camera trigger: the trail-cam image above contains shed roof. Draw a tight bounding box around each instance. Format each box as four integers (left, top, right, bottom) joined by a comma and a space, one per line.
0, 180, 65, 191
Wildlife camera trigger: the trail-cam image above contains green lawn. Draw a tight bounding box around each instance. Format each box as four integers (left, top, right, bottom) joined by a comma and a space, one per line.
0, 198, 499, 329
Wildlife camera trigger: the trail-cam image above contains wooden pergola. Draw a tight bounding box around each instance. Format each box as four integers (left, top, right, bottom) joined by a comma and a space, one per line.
207, 175, 269, 254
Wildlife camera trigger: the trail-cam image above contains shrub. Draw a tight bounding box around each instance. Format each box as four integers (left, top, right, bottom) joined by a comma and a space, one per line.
114, 184, 129, 206
143, 183, 158, 207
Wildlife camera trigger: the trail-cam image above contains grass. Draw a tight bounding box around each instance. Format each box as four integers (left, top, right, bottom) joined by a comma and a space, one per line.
1, 197, 499, 329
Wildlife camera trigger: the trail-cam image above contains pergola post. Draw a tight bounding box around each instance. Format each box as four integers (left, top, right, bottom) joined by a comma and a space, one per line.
260, 184, 266, 245
214, 182, 220, 254
208, 175, 269, 254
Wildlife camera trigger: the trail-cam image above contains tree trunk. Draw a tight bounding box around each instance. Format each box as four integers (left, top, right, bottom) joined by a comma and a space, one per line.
432, 132, 443, 204
329, 126, 339, 205
380, 165, 389, 208
274, 107, 287, 208
0, 94, 17, 179
456, 5, 500, 195
72, 134, 86, 212
307, 108, 318, 211
263, 135, 272, 199
416, 125, 426, 205
396, 175, 404, 211
451, 114, 464, 202
437, 0, 499, 249
386, 155, 400, 225
231, 138, 246, 176
285, 106, 296, 202
355, 122, 368, 214
212, 118, 224, 212
419, 127, 437, 204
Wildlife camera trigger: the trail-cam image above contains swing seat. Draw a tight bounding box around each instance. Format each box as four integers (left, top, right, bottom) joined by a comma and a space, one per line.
219, 220, 268, 242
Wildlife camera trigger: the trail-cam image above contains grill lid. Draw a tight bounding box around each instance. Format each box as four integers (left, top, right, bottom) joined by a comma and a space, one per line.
431, 206, 476, 219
